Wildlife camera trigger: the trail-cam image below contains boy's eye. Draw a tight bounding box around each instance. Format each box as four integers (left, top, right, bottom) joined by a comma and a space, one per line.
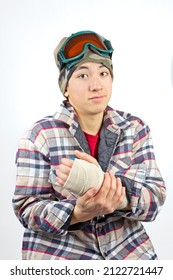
100, 71, 109, 76
78, 74, 88, 79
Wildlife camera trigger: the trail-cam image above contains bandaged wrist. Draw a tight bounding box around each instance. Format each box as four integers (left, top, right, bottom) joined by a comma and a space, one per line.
63, 159, 104, 195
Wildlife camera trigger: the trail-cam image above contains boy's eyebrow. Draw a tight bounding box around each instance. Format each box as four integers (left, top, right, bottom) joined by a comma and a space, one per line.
75, 64, 105, 71
75, 66, 89, 71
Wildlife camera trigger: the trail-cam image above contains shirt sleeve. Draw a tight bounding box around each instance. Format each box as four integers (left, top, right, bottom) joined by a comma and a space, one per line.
113, 121, 166, 221
12, 127, 76, 235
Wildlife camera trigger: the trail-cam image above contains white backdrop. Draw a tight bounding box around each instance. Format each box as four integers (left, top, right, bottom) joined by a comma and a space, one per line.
0, 0, 173, 260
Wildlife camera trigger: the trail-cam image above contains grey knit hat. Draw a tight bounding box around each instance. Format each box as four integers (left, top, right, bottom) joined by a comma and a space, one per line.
53, 34, 113, 95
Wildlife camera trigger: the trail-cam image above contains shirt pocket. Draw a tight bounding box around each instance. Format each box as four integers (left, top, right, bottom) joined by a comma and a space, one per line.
109, 157, 147, 183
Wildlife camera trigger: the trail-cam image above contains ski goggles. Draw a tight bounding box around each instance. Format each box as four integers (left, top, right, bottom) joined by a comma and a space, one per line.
57, 31, 114, 70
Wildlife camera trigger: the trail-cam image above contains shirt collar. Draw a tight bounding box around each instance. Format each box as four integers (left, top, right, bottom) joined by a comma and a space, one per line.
54, 101, 132, 134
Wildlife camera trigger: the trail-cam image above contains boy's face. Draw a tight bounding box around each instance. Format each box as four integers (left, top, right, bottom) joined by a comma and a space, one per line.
66, 62, 112, 118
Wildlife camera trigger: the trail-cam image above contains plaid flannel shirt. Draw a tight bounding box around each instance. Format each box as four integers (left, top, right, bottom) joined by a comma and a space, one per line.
13, 101, 166, 260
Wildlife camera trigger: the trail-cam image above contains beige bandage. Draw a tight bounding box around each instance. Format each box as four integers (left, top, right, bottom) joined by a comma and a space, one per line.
63, 159, 104, 195
62, 159, 128, 210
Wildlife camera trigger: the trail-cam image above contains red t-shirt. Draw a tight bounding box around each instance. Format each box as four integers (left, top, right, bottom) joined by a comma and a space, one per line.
84, 131, 100, 159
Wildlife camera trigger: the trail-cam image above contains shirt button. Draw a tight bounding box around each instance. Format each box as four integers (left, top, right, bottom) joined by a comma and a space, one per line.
97, 225, 103, 232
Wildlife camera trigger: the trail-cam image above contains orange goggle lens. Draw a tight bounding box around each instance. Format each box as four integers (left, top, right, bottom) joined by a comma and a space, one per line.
63, 33, 109, 59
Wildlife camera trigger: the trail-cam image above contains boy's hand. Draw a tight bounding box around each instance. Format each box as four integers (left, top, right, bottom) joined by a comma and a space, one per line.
71, 172, 126, 224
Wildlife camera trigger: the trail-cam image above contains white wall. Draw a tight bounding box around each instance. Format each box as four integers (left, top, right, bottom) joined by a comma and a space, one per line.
0, 0, 173, 259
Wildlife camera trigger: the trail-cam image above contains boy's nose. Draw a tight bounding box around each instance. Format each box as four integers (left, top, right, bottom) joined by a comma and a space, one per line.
89, 77, 103, 92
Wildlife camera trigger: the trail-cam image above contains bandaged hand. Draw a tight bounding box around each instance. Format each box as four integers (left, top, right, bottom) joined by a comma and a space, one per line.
56, 150, 128, 210
58, 158, 104, 195
56, 151, 102, 194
